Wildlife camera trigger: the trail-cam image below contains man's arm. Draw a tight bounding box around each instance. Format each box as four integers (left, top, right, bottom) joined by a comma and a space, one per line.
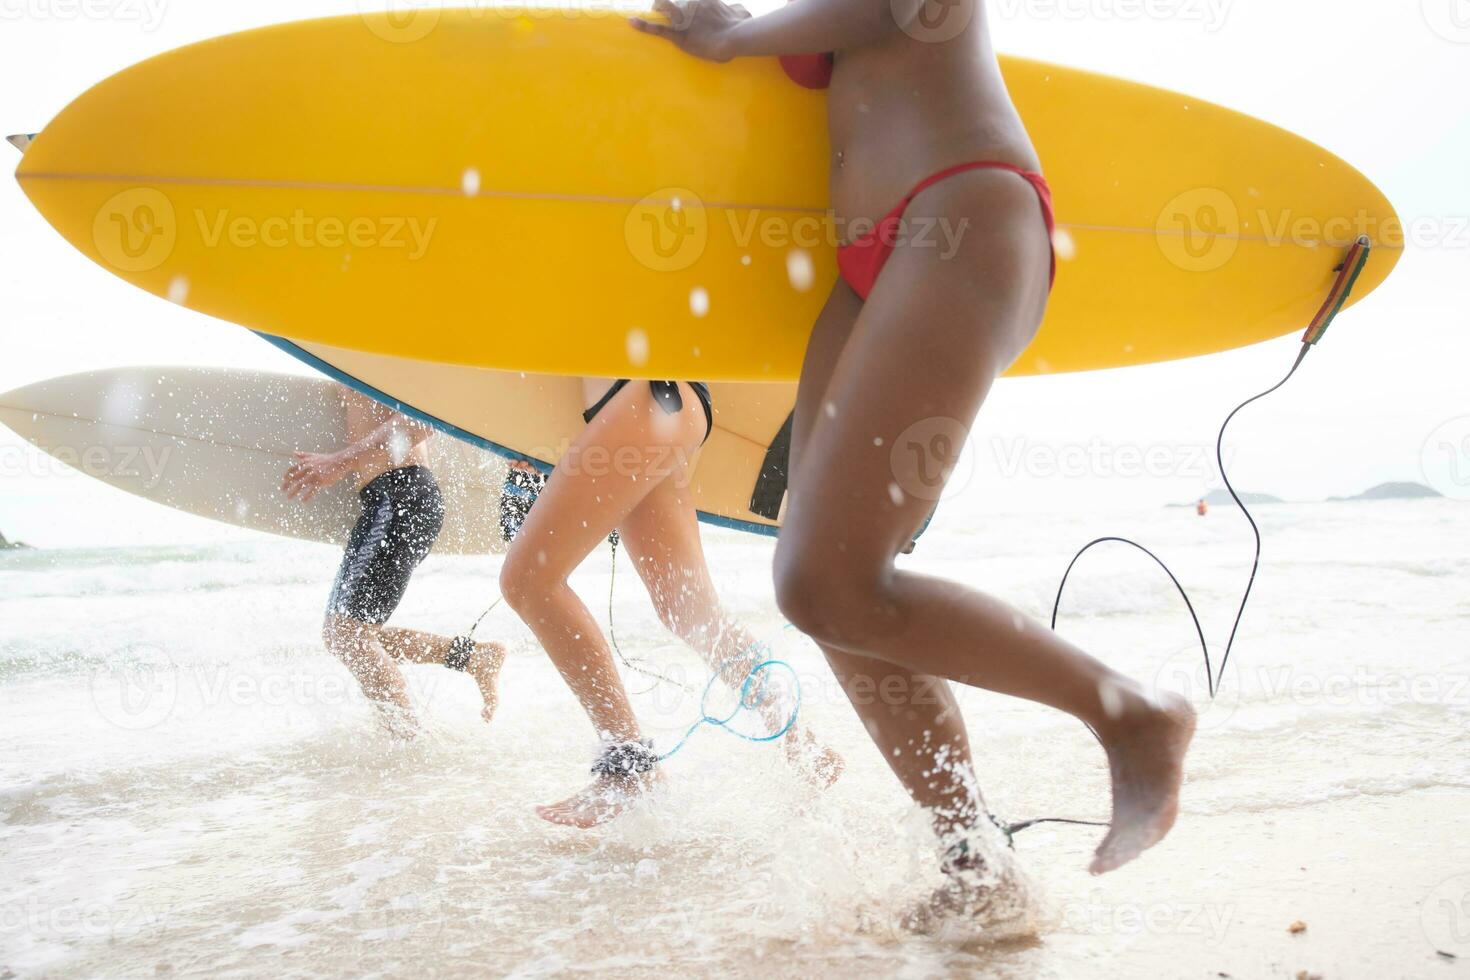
282, 411, 434, 503
338, 414, 436, 475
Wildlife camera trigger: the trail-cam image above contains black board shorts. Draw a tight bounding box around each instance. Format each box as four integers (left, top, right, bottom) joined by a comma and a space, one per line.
326, 465, 444, 625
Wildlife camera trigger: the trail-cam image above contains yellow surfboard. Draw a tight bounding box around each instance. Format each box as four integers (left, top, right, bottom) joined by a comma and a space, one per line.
15, 10, 1401, 380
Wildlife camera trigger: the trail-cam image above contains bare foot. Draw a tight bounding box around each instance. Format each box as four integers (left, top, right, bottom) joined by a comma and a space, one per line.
375, 702, 419, 741
783, 725, 844, 788
903, 833, 1035, 940
535, 770, 662, 829
1089, 691, 1197, 875
466, 641, 507, 724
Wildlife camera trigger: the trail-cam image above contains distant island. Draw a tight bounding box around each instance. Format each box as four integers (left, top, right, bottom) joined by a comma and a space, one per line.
1169, 489, 1285, 508
1328, 481, 1444, 502
1168, 482, 1447, 509
0, 530, 30, 550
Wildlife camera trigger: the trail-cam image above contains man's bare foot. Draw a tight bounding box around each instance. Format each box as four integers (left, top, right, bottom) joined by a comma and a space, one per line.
783, 725, 844, 788
466, 641, 507, 724
1089, 691, 1197, 875
536, 770, 662, 829
376, 702, 419, 741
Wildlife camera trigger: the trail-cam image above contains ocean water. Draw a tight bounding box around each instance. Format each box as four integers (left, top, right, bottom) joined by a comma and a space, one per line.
1, 498, 1467, 977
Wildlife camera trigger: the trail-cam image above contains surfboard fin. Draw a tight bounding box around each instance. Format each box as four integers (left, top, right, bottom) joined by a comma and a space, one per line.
6, 133, 36, 153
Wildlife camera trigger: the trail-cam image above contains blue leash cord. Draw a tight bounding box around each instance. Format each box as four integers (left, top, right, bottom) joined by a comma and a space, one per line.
655, 653, 802, 762
602, 535, 804, 759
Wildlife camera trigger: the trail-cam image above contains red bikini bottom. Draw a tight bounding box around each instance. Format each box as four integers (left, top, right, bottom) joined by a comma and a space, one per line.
837, 161, 1057, 301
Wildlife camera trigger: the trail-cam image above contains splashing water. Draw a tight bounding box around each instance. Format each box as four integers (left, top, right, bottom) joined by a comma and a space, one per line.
1, 500, 1466, 976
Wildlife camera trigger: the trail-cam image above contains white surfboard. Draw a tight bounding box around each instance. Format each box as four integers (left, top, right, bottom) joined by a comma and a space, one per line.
0, 367, 510, 553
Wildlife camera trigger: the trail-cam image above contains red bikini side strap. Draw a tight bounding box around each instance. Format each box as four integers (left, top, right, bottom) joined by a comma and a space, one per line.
904, 161, 1032, 207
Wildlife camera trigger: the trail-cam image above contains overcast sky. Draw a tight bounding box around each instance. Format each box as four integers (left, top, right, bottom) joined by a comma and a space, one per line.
2, 0, 1467, 547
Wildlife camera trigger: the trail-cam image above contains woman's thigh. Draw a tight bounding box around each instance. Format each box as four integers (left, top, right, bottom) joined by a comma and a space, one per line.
779, 169, 1051, 568
507, 381, 708, 582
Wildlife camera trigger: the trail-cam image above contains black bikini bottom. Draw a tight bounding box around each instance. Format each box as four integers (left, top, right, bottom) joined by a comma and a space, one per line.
582, 380, 713, 445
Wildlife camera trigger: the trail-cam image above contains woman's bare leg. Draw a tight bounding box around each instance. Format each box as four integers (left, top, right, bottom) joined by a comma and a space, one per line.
617, 468, 843, 786
499, 381, 708, 828
783, 281, 982, 831
775, 171, 1194, 875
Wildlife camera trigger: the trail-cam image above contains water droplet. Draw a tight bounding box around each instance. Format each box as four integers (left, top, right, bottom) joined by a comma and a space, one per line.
786, 250, 815, 292
462, 168, 481, 196
740, 255, 752, 266
689, 287, 710, 318
1052, 228, 1077, 262
626, 329, 650, 366
167, 276, 190, 305
387, 430, 412, 466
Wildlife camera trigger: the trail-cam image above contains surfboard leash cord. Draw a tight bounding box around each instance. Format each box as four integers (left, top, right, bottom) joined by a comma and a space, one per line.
1049, 236, 1372, 699
604, 533, 804, 761
1002, 239, 1375, 838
